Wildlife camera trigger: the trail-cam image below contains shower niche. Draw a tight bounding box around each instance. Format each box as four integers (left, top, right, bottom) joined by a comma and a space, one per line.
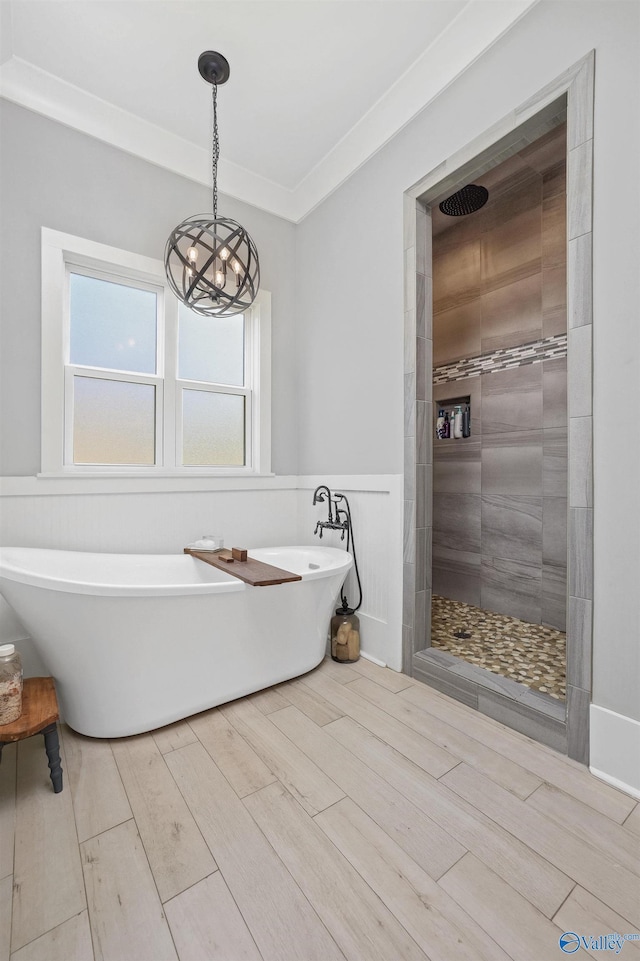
434, 395, 471, 441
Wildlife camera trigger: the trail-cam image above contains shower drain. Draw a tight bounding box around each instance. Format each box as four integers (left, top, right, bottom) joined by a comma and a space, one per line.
452, 629, 472, 639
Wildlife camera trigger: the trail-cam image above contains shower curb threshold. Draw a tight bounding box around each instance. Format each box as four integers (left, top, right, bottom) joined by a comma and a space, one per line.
413, 648, 567, 754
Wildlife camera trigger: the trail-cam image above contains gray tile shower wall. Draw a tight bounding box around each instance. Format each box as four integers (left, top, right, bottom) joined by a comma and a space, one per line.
432, 359, 567, 631
431, 123, 567, 629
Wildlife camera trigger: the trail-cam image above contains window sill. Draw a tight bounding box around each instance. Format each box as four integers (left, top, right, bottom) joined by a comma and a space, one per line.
37, 470, 276, 478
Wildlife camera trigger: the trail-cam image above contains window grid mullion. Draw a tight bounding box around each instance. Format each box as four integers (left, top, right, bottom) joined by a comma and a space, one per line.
65, 365, 162, 387
176, 380, 249, 398
63, 368, 74, 466
163, 292, 178, 469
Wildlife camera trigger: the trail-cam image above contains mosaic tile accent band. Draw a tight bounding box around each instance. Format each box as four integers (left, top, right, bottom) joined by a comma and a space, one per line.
433, 334, 567, 385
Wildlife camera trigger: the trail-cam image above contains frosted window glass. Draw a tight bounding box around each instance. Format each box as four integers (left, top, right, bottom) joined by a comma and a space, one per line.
70, 273, 157, 374
179, 304, 244, 386
73, 377, 155, 465
182, 390, 245, 466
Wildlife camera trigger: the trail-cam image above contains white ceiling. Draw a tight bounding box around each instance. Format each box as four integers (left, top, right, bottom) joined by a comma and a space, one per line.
0, 0, 538, 221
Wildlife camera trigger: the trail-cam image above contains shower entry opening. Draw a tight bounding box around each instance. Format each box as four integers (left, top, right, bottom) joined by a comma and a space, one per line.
402, 53, 594, 763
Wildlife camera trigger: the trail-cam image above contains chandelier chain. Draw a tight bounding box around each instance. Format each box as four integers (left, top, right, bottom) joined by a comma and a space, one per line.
211, 82, 219, 220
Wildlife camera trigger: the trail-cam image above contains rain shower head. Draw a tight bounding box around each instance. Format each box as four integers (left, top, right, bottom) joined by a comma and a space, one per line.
439, 184, 489, 216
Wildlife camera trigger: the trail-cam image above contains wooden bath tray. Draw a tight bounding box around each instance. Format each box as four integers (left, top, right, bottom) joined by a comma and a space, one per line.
184, 548, 302, 587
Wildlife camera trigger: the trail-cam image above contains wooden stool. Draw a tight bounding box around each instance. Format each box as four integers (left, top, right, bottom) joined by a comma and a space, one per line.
0, 677, 63, 793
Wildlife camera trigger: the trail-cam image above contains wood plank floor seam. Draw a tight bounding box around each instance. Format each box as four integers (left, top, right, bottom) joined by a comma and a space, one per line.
398, 683, 635, 822
550, 881, 579, 923
525, 781, 640, 878
319, 711, 573, 918
441, 762, 640, 927
4, 657, 638, 961
623, 803, 640, 833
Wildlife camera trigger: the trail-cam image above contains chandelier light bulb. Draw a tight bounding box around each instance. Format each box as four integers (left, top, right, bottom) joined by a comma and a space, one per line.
187, 246, 199, 263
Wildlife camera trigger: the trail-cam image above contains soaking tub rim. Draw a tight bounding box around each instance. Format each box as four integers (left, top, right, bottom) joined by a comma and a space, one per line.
0, 545, 351, 597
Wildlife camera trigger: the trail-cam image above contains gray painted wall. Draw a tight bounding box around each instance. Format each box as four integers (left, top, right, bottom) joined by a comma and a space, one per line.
0, 102, 298, 475
295, 1, 640, 721
0, 4, 11, 66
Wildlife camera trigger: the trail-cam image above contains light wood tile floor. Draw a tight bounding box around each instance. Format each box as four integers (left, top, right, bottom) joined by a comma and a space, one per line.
2, 658, 639, 961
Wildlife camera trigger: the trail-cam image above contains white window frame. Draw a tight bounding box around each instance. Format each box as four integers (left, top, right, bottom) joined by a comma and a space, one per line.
41, 227, 271, 477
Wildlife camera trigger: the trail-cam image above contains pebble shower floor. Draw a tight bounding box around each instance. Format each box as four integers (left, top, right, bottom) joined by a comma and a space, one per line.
430, 595, 566, 699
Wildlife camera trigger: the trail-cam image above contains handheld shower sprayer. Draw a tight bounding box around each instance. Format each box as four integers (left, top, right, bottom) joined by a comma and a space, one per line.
312, 485, 334, 527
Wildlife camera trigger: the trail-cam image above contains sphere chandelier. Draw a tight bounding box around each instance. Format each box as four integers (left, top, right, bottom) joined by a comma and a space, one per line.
164, 52, 260, 318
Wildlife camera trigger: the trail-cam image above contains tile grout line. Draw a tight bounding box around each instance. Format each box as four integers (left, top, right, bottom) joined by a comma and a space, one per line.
42, 729, 96, 961
307, 789, 442, 961
239, 783, 349, 961
550, 881, 579, 924
166, 721, 346, 959
222, 701, 348, 814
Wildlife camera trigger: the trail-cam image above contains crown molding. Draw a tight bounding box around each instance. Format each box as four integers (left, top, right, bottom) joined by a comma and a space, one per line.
0, 2, 538, 223
0, 56, 298, 221
293, 0, 539, 219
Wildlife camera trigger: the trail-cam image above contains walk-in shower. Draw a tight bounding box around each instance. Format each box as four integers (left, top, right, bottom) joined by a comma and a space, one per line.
429, 119, 568, 702
431, 123, 567, 699
402, 53, 596, 761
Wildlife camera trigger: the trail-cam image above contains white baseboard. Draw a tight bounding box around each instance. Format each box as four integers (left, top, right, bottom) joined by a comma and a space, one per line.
589, 768, 640, 802
358, 611, 402, 672
360, 650, 387, 668
590, 704, 640, 799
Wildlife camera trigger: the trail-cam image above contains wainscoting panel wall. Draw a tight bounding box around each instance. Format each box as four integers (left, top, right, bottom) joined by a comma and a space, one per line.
0, 482, 299, 674
0, 475, 404, 675
0, 487, 300, 554
298, 476, 404, 670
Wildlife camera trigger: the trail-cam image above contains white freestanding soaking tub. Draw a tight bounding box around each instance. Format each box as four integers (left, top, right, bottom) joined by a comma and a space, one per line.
0, 545, 351, 737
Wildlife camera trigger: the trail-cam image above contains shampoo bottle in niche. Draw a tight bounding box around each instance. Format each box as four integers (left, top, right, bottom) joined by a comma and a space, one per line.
442, 411, 450, 438
436, 409, 445, 439
453, 406, 463, 439
462, 404, 471, 437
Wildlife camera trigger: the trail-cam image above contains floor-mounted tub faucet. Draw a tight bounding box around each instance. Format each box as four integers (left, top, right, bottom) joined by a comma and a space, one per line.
312, 486, 363, 612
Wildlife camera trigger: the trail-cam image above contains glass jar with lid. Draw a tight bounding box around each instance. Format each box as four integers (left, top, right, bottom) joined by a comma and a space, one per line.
0, 644, 23, 724
330, 604, 360, 663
